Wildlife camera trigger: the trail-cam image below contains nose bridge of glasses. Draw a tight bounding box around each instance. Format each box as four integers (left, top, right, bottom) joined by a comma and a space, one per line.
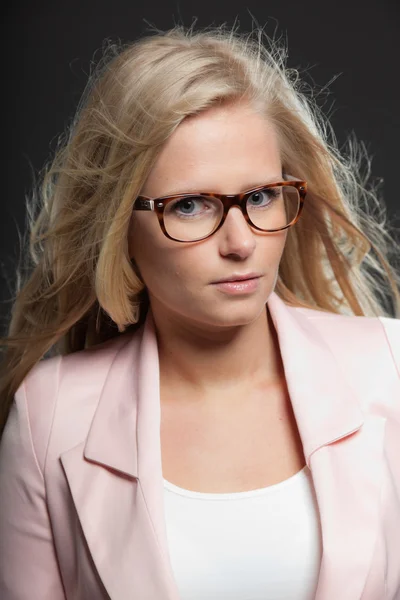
218, 192, 249, 214
220, 195, 252, 231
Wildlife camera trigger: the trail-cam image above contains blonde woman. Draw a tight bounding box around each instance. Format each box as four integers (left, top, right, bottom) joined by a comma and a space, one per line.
0, 23, 399, 600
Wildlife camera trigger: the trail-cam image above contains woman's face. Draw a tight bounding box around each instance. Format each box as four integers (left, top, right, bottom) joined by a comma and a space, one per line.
128, 102, 288, 330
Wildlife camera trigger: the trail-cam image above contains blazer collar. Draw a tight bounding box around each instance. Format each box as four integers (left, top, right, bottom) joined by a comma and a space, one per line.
83, 290, 364, 477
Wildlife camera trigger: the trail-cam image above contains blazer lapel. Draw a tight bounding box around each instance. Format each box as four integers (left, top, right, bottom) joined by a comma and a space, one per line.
60, 291, 388, 599
60, 317, 181, 600
267, 293, 387, 599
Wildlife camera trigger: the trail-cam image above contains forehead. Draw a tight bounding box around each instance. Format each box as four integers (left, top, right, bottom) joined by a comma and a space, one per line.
142, 103, 282, 197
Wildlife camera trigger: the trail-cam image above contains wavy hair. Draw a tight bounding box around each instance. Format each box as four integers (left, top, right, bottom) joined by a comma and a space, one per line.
1, 23, 399, 437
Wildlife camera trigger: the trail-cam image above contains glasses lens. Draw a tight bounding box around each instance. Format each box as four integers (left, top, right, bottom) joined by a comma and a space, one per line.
246, 185, 300, 231
164, 195, 223, 241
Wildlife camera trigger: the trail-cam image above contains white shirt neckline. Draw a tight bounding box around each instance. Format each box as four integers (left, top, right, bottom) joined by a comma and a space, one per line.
163, 464, 309, 501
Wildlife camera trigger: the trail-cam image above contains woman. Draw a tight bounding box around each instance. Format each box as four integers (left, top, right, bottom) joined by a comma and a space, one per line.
0, 23, 399, 600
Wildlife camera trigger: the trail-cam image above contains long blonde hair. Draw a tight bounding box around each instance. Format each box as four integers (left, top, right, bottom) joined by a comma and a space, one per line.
1, 23, 399, 437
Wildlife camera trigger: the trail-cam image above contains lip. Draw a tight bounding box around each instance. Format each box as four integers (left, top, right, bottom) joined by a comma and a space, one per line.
212, 276, 261, 295
212, 273, 261, 284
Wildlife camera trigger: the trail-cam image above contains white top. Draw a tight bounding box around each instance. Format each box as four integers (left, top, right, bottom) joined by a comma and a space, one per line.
163, 465, 322, 600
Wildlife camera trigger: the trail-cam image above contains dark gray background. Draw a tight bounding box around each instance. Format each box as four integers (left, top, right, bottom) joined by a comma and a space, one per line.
1, 0, 399, 328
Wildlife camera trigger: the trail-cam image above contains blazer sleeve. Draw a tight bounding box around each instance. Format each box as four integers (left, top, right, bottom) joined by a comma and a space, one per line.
0, 380, 66, 600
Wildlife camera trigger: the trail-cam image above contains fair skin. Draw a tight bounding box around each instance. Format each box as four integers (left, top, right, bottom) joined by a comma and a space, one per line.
129, 101, 305, 492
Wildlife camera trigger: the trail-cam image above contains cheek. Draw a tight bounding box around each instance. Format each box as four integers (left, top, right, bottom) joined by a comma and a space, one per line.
261, 231, 288, 264
133, 238, 171, 285
130, 218, 194, 292
139, 250, 201, 310
129, 217, 161, 280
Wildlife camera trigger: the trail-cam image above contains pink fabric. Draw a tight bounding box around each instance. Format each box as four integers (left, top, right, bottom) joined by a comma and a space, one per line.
0, 290, 399, 599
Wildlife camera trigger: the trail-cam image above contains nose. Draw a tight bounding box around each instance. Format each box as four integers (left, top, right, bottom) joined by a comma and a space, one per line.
217, 206, 256, 260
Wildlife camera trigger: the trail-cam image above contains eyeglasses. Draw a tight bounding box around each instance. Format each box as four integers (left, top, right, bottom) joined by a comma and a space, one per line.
132, 175, 307, 243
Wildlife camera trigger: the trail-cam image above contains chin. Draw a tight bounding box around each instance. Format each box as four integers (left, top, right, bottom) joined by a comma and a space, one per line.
198, 297, 268, 328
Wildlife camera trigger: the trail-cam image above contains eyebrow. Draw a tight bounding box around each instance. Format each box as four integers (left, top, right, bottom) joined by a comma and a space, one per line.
157, 174, 284, 197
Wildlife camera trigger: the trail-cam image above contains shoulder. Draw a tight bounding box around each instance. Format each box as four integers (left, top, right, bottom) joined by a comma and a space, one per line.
22, 328, 134, 400
10, 329, 137, 473
295, 303, 398, 340
291, 304, 399, 376
291, 306, 400, 423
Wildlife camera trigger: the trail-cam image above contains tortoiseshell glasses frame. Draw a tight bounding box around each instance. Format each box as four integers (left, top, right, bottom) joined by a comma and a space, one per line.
132, 174, 307, 243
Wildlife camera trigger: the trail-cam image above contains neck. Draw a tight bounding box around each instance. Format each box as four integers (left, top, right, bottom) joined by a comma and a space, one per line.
151, 303, 284, 404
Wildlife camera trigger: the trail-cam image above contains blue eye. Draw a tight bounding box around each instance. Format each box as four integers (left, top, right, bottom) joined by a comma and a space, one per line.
167, 196, 220, 220
248, 187, 280, 208
173, 197, 208, 216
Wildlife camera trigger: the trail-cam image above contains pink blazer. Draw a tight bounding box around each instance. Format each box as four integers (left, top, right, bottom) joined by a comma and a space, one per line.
1, 291, 399, 600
